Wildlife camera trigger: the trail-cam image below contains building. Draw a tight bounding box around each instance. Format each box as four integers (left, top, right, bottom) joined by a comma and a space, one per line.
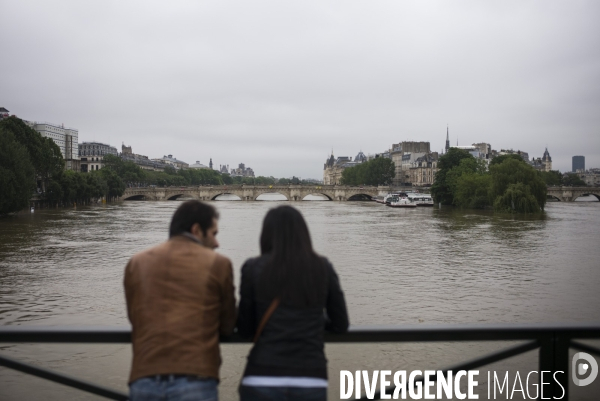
407, 153, 439, 187
120, 144, 165, 171
189, 160, 210, 169
578, 168, 600, 187
219, 164, 229, 174
0, 107, 9, 120
26, 121, 80, 171
230, 163, 255, 177
531, 148, 552, 172
390, 141, 430, 186
573, 156, 585, 173
354, 151, 367, 163
472, 143, 493, 160
152, 155, 189, 170
451, 145, 485, 159
323, 152, 366, 185
499, 149, 530, 162
79, 142, 118, 172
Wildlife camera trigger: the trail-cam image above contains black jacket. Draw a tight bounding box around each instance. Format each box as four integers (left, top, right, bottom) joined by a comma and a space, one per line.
236, 254, 349, 379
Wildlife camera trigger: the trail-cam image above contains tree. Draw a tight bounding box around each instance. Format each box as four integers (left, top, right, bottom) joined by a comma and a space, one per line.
221, 173, 233, 185
539, 170, 563, 186
454, 173, 492, 209
99, 168, 126, 200
489, 158, 546, 212
445, 158, 487, 200
489, 153, 526, 167
562, 173, 586, 187
431, 148, 474, 205
341, 157, 395, 186
493, 182, 542, 213
366, 157, 395, 186
0, 128, 36, 215
0, 116, 64, 191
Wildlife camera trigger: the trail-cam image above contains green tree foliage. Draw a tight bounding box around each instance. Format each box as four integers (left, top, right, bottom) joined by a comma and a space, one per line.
221, 174, 233, 185
99, 168, 126, 200
454, 173, 492, 209
103, 155, 145, 183
45, 180, 63, 205
431, 148, 474, 205
493, 182, 542, 213
489, 153, 526, 167
445, 158, 487, 198
0, 117, 64, 191
0, 128, 36, 215
278, 176, 301, 185
431, 149, 546, 213
539, 170, 563, 186
562, 173, 586, 187
341, 157, 395, 186
489, 158, 546, 213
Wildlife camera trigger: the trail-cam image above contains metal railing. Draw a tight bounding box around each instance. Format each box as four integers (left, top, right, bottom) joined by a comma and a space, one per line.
1, 323, 600, 400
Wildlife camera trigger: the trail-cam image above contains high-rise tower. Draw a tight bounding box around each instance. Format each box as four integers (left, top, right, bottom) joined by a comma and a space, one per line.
445, 126, 450, 153
572, 156, 585, 172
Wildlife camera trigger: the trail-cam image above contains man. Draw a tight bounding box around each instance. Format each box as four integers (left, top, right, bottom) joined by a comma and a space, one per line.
124, 200, 236, 401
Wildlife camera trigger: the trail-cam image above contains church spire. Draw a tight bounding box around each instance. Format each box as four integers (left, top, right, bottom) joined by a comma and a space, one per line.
445, 125, 450, 153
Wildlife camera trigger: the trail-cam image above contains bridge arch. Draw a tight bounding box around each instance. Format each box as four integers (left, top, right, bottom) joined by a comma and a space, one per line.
301, 193, 332, 201
546, 194, 562, 202
167, 194, 185, 200
575, 193, 600, 201
123, 195, 146, 201
212, 193, 242, 201
255, 192, 290, 201
347, 193, 373, 201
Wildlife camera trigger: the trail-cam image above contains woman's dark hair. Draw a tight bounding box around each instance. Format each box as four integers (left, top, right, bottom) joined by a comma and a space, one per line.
169, 200, 219, 238
258, 205, 326, 307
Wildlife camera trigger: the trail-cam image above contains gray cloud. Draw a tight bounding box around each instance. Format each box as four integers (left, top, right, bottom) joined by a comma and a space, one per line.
2, 1, 599, 178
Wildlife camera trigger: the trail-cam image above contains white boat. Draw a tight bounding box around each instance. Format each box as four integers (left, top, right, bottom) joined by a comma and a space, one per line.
383, 192, 408, 205
407, 193, 434, 207
386, 195, 417, 208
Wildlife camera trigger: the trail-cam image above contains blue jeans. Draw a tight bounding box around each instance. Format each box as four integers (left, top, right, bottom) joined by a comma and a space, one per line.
129, 375, 218, 401
239, 385, 327, 401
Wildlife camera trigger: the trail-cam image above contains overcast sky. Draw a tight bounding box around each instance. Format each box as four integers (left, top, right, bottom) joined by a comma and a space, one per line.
2, 1, 599, 178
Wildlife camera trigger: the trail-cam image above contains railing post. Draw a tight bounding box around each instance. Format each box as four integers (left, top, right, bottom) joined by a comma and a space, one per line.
539, 332, 569, 400
554, 334, 569, 400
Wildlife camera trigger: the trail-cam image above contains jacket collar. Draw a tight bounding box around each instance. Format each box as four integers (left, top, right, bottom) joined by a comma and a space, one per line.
172, 232, 203, 246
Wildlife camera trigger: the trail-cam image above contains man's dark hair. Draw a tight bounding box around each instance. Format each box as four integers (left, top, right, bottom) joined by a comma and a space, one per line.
169, 200, 219, 238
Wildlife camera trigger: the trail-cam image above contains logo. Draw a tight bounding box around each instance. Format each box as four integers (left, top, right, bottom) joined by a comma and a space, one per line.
572, 352, 598, 386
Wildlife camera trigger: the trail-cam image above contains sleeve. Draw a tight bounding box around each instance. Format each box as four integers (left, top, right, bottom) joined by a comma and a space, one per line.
324, 260, 350, 333
218, 257, 237, 337
236, 259, 257, 339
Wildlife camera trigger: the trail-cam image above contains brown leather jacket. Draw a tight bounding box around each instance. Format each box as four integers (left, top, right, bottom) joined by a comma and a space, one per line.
124, 235, 236, 383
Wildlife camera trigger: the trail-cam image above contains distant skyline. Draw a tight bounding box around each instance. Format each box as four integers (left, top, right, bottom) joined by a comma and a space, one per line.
2, 1, 599, 178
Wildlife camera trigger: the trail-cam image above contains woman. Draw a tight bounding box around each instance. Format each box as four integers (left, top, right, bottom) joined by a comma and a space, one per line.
237, 205, 349, 401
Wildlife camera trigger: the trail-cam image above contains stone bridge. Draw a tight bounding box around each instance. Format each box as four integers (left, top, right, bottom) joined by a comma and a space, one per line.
119, 185, 385, 202
546, 186, 600, 202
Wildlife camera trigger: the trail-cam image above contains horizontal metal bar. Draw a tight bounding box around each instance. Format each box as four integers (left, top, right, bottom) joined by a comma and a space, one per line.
358, 340, 540, 401
327, 323, 600, 343
0, 326, 131, 343
2, 323, 600, 344
571, 340, 600, 358
0, 353, 128, 400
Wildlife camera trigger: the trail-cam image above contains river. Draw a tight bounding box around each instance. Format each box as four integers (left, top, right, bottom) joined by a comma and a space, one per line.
1, 198, 599, 400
